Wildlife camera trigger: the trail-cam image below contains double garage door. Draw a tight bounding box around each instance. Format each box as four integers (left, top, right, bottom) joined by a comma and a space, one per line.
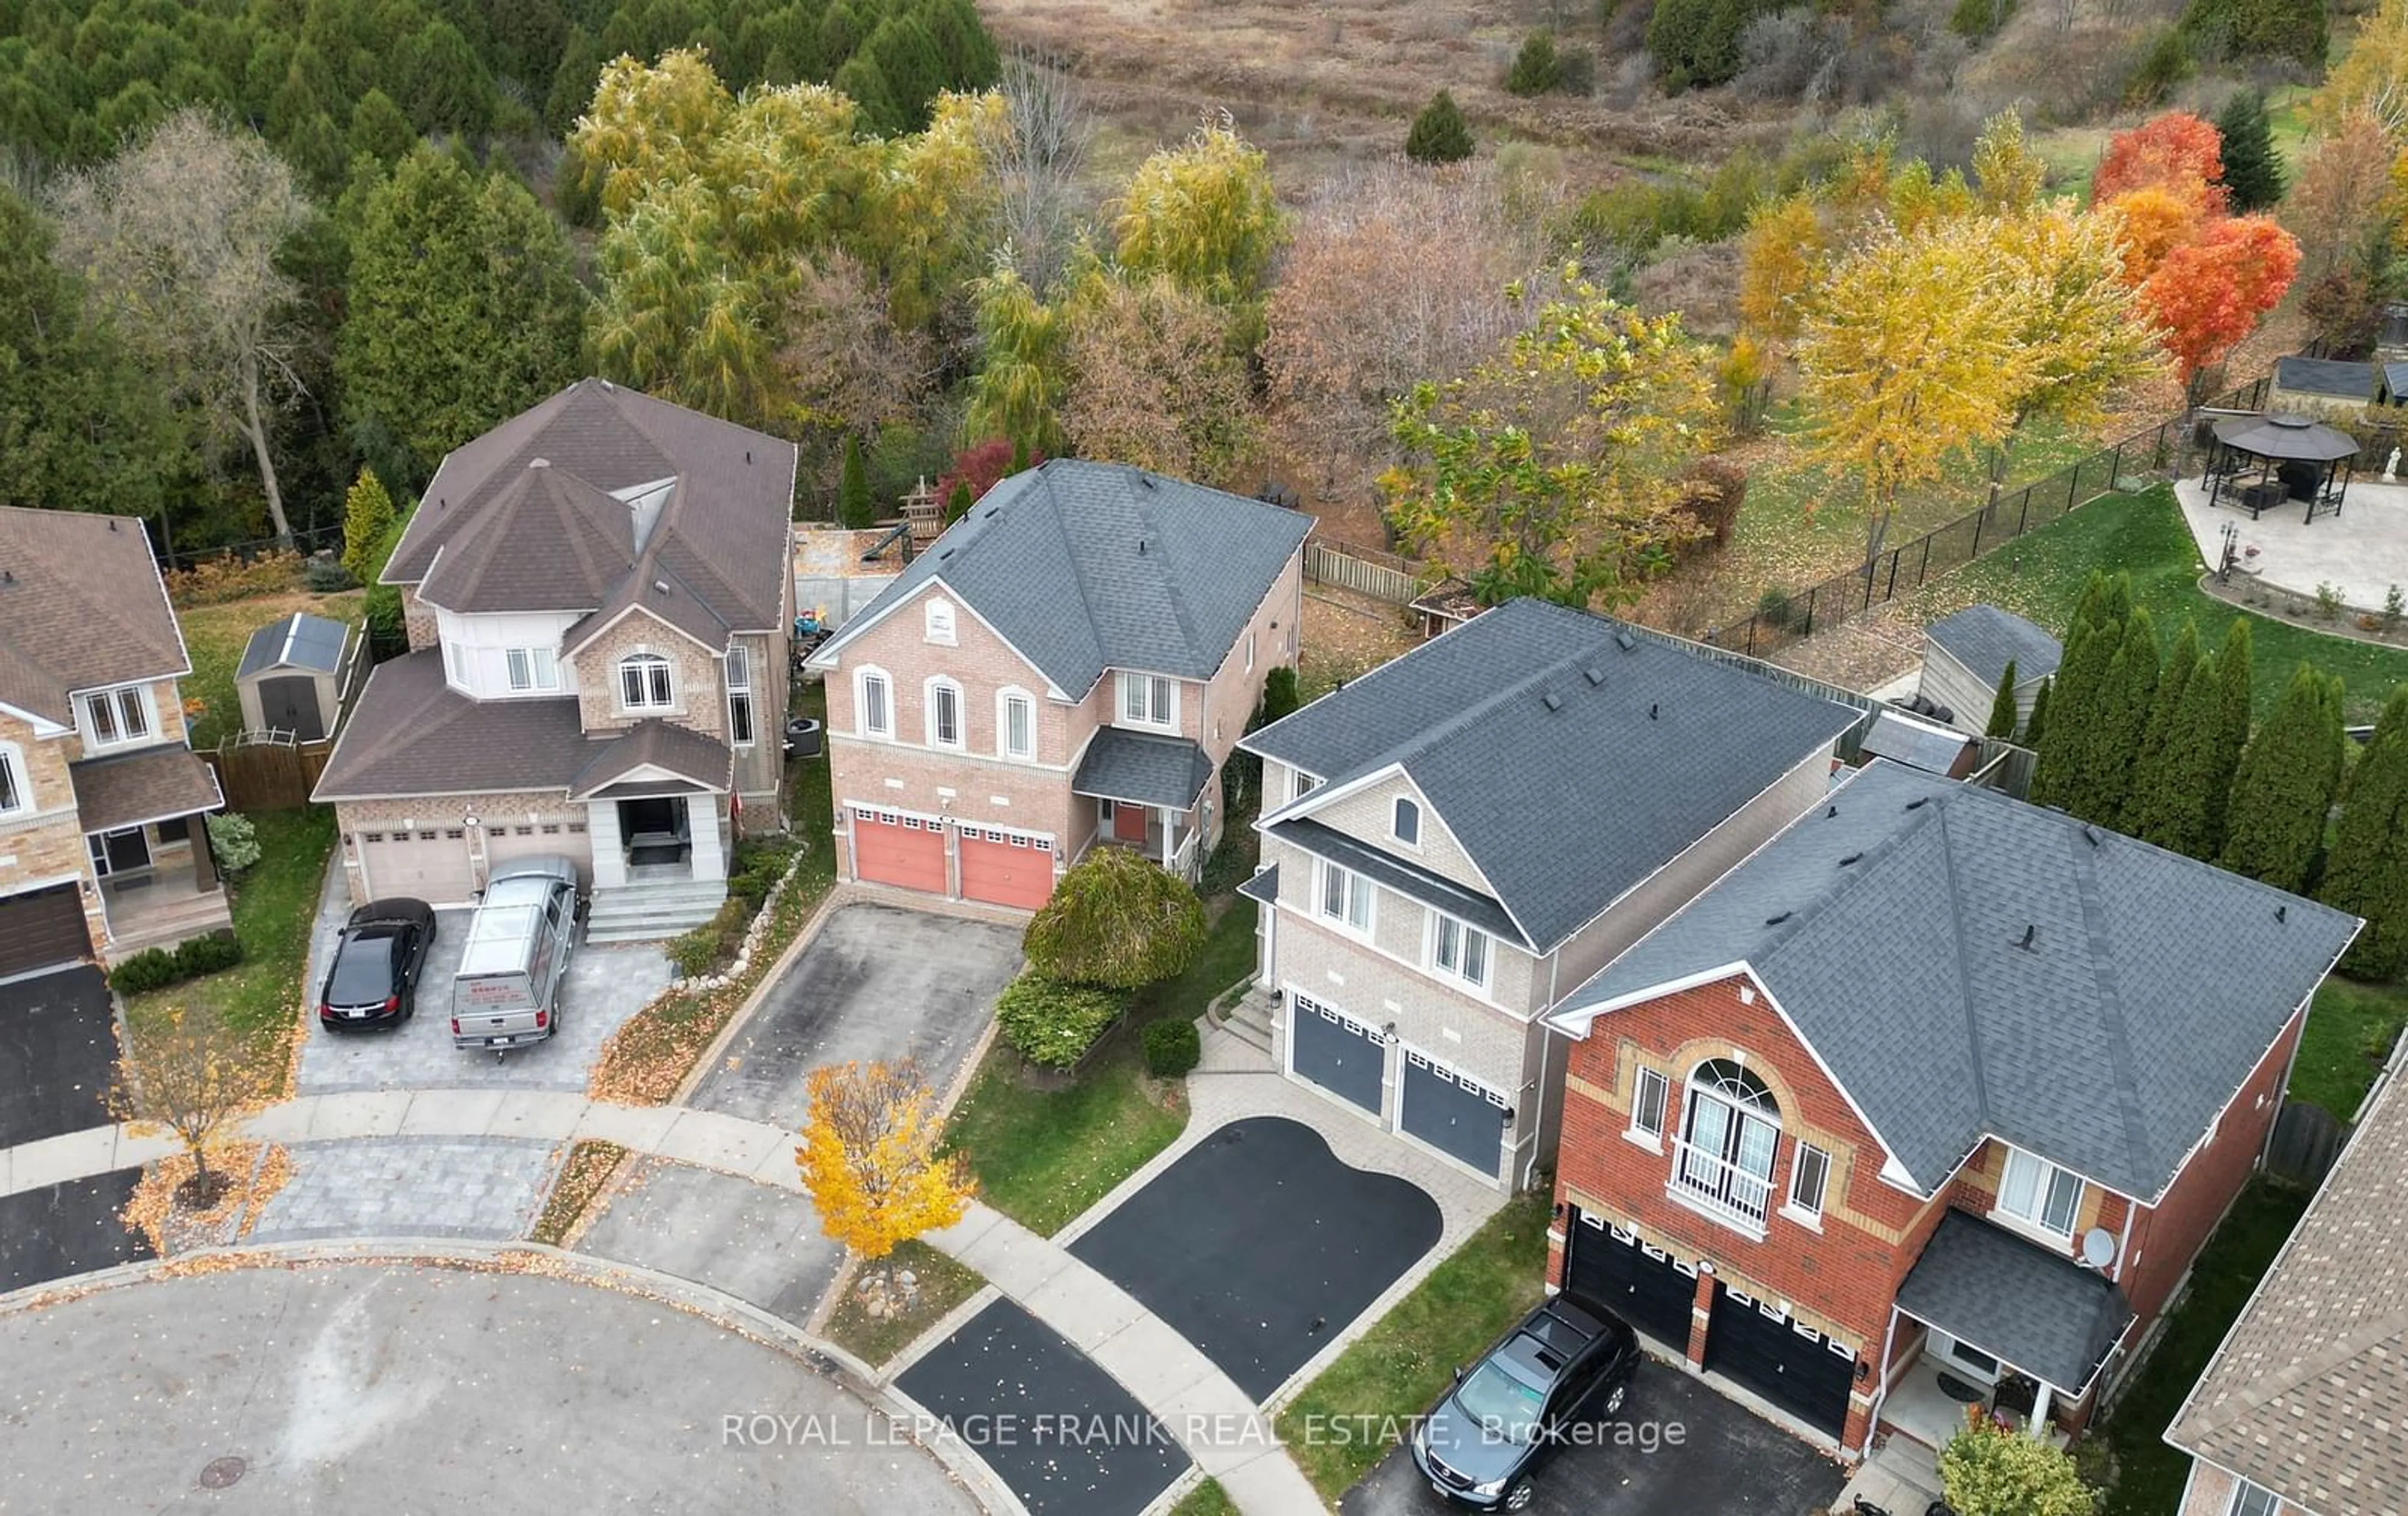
0, 884, 93, 978
852, 809, 1056, 909
1287, 994, 1508, 1180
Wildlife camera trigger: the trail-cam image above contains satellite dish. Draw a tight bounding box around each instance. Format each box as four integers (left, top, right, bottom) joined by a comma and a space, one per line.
2079, 1227, 2116, 1269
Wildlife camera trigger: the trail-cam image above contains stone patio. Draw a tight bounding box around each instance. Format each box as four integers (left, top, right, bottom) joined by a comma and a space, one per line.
2175, 474, 2408, 613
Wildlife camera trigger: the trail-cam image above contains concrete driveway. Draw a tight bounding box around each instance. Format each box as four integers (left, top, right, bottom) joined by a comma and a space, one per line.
0, 966, 115, 1148
0, 1261, 981, 1513
1344, 1357, 1847, 1515
0, 1170, 151, 1295
574, 1157, 841, 1328
692, 903, 1022, 1126
296, 909, 670, 1095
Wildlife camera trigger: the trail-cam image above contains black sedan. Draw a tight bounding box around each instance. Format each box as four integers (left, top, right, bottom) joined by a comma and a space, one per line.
1411, 1296, 1640, 1510
316, 898, 436, 1029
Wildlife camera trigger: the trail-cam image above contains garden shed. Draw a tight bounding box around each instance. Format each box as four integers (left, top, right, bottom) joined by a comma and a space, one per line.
1918, 603, 2062, 734
235, 611, 357, 742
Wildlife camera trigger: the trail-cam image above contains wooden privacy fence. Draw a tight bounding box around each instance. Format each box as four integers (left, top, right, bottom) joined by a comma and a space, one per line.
204, 734, 333, 812
1306, 538, 1428, 604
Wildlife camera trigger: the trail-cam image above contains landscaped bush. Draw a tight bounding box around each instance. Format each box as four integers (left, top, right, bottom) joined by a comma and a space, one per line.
164, 550, 305, 608
1755, 586, 1798, 631
173, 933, 243, 977
1024, 847, 1208, 989
300, 557, 357, 593
727, 835, 803, 909
667, 897, 752, 979
995, 973, 1128, 1070
205, 812, 261, 875
1143, 1017, 1202, 1078
108, 933, 243, 995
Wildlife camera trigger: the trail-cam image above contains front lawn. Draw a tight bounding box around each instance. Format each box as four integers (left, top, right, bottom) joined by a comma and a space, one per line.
821, 1239, 988, 1367
2288, 977, 2408, 1121
2094, 1179, 2311, 1516
1272, 1192, 1552, 1502
1166, 1478, 1238, 1516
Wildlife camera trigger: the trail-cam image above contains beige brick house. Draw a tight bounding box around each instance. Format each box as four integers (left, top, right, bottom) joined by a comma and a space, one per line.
805, 460, 1311, 910
313, 380, 796, 941
1233, 600, 1861, 1189
0, 506, 231, 977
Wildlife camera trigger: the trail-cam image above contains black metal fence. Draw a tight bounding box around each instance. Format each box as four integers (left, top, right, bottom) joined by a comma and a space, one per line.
143, 518, 346, 575
1703, 376, 2271, 659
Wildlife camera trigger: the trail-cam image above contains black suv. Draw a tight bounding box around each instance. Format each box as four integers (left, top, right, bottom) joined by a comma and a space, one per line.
1410, 1295, 1640, 1510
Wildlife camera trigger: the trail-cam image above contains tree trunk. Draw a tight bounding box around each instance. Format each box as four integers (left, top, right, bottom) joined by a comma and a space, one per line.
240, 351, 293, 543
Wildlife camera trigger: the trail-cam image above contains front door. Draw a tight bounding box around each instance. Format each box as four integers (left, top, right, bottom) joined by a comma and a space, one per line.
88, 827, 151, 879
1112, 800, 1149, 842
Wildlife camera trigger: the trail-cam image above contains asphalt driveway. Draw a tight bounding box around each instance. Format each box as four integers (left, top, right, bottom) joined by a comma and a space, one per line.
1344, 1356, 1847, 1515
0, 1170, 152, 1295
0, 966, 115, 1148
574, 1158, 842, 1328
1068, 1116, 1444, 1401
895, 1297, 1189, 1516
692, 903, 1022, 1126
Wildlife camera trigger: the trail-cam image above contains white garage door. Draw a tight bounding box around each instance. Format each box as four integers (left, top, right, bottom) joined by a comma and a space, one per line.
356, 825, 476, 904
483, 816, 592, 888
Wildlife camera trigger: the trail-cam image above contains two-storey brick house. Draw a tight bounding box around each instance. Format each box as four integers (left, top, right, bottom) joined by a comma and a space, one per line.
1233, 599, 1861, 1190
1544, 762, 2356, 1460
314, 379, 796, 940
0, 506, 231, 977
805, 460, 1311, 909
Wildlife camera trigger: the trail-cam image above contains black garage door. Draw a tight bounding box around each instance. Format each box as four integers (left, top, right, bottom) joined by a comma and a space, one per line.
1399, 1049, 1506, 1177
1564, 1214, 1696, 1351
0, 886, 91, 980
1703, 1283, 1857, 1439
1289, 994, 1384, 1115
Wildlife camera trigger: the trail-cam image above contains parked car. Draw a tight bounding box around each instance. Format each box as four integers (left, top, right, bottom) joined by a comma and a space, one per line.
448, 856, 579, 1054
1410, 1295, 1640, 1510
315, 898, 436, 1030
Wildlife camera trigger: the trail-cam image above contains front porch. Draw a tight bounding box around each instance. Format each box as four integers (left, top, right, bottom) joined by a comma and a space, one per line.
581, 790, 730, 942
1072, 726, 1217, 884
1091, 797, 1204, 881
70, 746, 233, 963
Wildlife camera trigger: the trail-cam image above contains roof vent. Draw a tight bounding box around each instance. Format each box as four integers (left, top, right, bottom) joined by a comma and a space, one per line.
1541, 692, 1563, 713
1826, 804, 1837, 818
1838, 852, 1862, 867
1615, 630, 1638, 652
1138, 472, 1156, 489
1904, 797, 1929, 810
939, 548, 954, 560
2016, 924, 2037, 951
1138, 538, 1148, 555
653, 579, 671, 595
598, 379, 616, 391
2276, 904, 2288, 923
107, 518, 118, 531
1649, 702, 1659, 720
1765, 911, 1792, 926
528, 457, 549, 469
2081, 825, 2102, 848
1582, 665, 1605, 686
745, 449, 752, 465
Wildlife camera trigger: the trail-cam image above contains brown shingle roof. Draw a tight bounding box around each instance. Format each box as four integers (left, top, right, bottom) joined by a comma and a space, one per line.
70, 746, 223, 832
0, 507, 188, 725
389, 380, 795, 640
567, 720, 732, 799
310, 650, 590, 801
2167, 1069, 2408, 1515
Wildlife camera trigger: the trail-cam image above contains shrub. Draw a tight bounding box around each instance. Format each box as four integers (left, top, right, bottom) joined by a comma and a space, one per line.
301, 557, 357, 592
1755, 586, 1797, 631
2180, 0, 2326, 69
1405, 90, 1475, 165
1678, 457, 1748, 551
109, 948, 181, 995
1505, 31, 1561, 96
1650, 0, 1782, 88
172, 933, 242, 977
205, 812, 261, 875
1949, 0, 2017, 38
667, 923, 724, 979
1257, 665, 1301, 728
1143, 1017, 1203, 1078
1938, 1415, 2096, 1516
1556, 44, 1596, 95
2121, 26, 2194, 107
1024, 847, 1208, 989
995, 973, 1127, 1069
164, 550, 305, 608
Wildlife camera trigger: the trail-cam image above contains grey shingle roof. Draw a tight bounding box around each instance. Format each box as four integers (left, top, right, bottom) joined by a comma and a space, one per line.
311, 650, 589, 800
1558, 762, 2358, 1199
1926, 604, 2062, 687
1071, 728, 1215, 809
814, 460, 1312, 696
1894, 1211, 2133, 1394
1269, 817, 1523, 945
0, 507, 189, 726
2385, 360, 2408, 401
2274, 355, 2377, 400
236, 612, 349, 679
1860, 709, 1974, 774
1236, 863, 1281, 906
1244, 599, 1860, 951
70, 747, 223, 832
2167, 1070, 2408, 1516
568, 720, 733, 799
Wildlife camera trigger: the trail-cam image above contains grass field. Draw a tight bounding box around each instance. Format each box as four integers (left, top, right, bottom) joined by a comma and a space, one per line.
2289, 976, 2408, 1121
174, 590, 363, 749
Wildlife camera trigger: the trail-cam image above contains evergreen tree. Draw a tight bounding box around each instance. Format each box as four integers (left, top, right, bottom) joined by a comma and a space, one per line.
339, 468, 398, 585
2214, 92, 2285, 211
2126, 618, 2202, 833
943, 479, 974, 525
865, 14, 946, 130
918, 0, 1000, 90
1406, 90, 1476, 166
2089, 607, 2161, 824
347, 88, 416, 167
1985, 658, 2021, 740
2031, 572, 2123, 814
398, 19, 494, 137
832, 52, 900, 135
1505, 31, 1562, 96
838, 434, 875, 527
2221, 664, 2347, 893
2323, 686, 2408, 980
2135, 648, 2229, 860
2207, 618, 2255, 853
2024, 677, 2051, 746
546, 26, 606, 136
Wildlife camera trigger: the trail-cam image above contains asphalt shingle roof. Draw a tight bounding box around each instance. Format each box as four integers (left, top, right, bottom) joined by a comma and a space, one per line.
1071, 728, 1216, 810
1925, 604, 2063, 687
816, 460, 1313, 696
1269, 816, 1523, 944
1559, 762, 2358, 1199
311, 650, 589, 800
0, 507, 189, 726
1894, 1211, 2134, 1394
1859, 710, 1973, 774
2167, 1070, 2408, 1516
69, 747, 224, 833
567, 720, 733, 799
2274, 355, 2377, 400
1243, 600, 1861, 951
1236, 862, 1281, 906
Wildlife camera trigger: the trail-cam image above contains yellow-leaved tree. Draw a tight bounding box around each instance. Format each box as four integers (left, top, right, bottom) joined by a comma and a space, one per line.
2314, 0, 2408, 134
1113, 112, 1283, 305
796, 1060, 976, 1295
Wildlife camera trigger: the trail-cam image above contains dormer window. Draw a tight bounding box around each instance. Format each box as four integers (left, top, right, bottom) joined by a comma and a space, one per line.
80, 686, 152, 748
1393, 797, 1421, 846
618, 652, 673, 711
925, 598, 957, 646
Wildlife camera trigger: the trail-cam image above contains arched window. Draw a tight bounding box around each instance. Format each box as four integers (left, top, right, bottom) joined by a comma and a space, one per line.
618, 652, 673, 711
925, 597, 958, 645
1392, 796, 1421, 845
1674, 1058, 1782, 1227
857, 667, 892, 738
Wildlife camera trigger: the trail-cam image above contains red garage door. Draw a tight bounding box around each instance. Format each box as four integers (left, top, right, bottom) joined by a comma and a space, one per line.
958, 827, 1055, 910
853, 810, 947, 894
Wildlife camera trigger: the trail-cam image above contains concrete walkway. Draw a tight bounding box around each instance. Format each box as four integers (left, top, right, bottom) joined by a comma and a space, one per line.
0, 1089, 1324, 1516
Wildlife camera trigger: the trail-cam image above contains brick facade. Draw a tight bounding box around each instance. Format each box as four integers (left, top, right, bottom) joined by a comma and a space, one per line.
569, 612, 727, 741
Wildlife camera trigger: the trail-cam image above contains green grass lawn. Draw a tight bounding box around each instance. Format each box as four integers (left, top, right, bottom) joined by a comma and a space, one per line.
2288, 976, 2408, 1120
1906, 485, 2408, 722
1166, 1478, 1238, 1516
1274, 1193, 1553, 1502
174, 591, 363, 748
2094, 1179, 2311, 1516
821, 1239, 987, 1366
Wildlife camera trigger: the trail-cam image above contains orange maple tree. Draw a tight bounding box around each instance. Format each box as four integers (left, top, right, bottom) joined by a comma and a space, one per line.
795, 1059, 976, 1278
2138, 216, 2302, 396
2103, 184, 2209, 285
2091, 112, 2230, 215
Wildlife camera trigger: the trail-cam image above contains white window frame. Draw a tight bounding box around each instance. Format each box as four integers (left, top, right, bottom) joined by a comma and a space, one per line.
1627, 1066, 1669, 1148
1996, 1147, 2084, 1241
856, 666, 893, 739
925, 677, 964, 750
1785, 1142, 1831, 1227
725, 645, 754, 748
79, 684, 153, 749
0, 743, 28, 816
448, 641, 472, 689
617, 652, 674, 712
924, 597, 958, 646
1428, 912, 1489, 990
1292, 769, 1318, 802
505, 647, 559, 693
1119, 671, 1178, 730
997, 687, 1035, 761
1316, 859, 1374, 935
1392, 796, 1422, 847
2225, 1482, 2279, 1516
1671, 1059, 1782, 1236
1245, 628, 1257, 672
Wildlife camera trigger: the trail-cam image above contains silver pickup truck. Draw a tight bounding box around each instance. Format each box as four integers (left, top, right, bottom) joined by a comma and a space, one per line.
449, 856, 579, 1053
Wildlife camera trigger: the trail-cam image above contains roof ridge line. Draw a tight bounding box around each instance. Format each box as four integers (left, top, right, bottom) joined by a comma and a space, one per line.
2181, 1307, 2408, 1439
1752, 794, 1937, 958
1033, 470, 1109, 682
2066, 813, 2162, 1188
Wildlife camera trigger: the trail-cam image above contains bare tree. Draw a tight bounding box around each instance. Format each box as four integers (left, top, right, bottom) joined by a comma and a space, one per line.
51, 110, 314, 541
773, 250, 943, 445
983, 49, 1096, 299
110, 1001, 277, 1210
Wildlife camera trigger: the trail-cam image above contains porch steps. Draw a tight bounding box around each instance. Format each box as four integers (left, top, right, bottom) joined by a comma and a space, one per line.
585, 877, 729, 945
1215, 989, 1274, 1054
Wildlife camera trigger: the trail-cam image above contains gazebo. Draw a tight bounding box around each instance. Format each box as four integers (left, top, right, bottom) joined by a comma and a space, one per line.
2205, 413, 2360, 524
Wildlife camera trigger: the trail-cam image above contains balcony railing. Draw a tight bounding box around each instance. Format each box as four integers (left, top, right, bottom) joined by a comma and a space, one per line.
1669, 1139, 1775, 1231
